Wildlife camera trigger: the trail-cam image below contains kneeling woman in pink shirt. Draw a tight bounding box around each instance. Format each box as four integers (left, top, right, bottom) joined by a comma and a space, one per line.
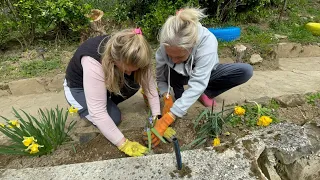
63, 28, 161, 157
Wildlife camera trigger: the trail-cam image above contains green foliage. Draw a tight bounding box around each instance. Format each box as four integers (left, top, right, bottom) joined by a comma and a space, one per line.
182, 103, 233, 150
198, 0, 275, 23
109, 0, 156, 23
0, 0, 92, 48
306, 92, 320, 106
0, 107, 76, 156
138, 0, 198, 41
229, 101, 280, 127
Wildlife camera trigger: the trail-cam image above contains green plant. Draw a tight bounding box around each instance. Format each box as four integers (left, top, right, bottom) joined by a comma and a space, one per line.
181, 101, 233, 150
229, 101, 279, 127
0, 106, 76, 156
0, 0, 91, 48
306, 92, 320, 106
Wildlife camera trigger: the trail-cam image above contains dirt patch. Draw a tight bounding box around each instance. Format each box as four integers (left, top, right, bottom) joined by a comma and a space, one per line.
278, 103, 320, 125
1, 121, 197, 169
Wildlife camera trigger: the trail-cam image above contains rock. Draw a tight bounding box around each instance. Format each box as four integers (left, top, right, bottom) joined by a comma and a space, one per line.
0, 90, 9, 97
299, 45, 320, 57
234, 44, 247, 52
0, 83, 9, 90
274, 34, 288, 39
47, 74, 65, 91
8, 78, 46, 96
246, 96, 272, 106
237, 123, 320, 180
273, 94, 305, 107
249, 54, 263, 64
257, 149, 282, 180
284, 153, 320, 180
276, 43, 320, 58
234, 44, 247, 63
276, 43, 303, 58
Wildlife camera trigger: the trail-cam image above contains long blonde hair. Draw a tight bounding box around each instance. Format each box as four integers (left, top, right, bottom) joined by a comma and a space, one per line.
101, 29, 152, 94
159, 7, 207, 49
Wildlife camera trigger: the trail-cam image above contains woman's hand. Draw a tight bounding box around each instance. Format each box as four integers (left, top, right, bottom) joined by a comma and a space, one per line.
118, 139, 148, 157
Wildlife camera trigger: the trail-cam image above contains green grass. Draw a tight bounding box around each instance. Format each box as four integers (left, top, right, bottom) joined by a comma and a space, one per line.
216, 0, 320, 56
0, 55, 65, 81
306, 92, 320, 106
20, 58, 63, 77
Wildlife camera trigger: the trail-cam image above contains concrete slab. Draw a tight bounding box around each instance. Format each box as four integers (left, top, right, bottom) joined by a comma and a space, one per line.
0, 148, 255, 180
279, 57, 320, 71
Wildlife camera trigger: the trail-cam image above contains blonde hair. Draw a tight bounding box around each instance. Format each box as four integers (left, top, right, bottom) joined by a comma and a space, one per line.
159, 7, 207, 49
101, 29, 152, 94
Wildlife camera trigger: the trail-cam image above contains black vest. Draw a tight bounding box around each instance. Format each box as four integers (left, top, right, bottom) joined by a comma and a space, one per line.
65, 35, 109, 88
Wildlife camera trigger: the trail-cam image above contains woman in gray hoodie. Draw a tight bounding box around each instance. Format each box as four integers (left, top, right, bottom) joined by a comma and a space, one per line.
153, 8, 253, 143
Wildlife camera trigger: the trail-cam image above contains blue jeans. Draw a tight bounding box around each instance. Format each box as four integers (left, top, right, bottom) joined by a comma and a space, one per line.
168, 63, 253, 100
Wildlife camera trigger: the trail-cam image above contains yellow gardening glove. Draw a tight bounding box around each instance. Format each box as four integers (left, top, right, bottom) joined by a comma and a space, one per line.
118, 139, 148, 157
162, 94, 173, 116
163, 127, 176, 142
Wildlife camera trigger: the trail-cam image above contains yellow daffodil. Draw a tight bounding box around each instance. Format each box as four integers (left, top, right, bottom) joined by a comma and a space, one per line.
9, 120, 20, 128
212, 137, 220, 147
26, 143, 44, 154
7, 125, 13, 128
234, 106, 245, 116
68, 106, 78, 115
0, 123, 4, 128
22, 136, 37, 147
257, 116, 272, 127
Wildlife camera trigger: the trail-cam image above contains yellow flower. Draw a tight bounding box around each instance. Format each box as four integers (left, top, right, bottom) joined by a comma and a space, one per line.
22, 136, 36, 147
7, 125, 13, 128
0, 123, 4, 128
68, 106, 78, 114
234, 106, 245, 116
9, 120, 20, 128
26, 143, 44, 154
257, 116, 272, 127
212, 137, 220, 147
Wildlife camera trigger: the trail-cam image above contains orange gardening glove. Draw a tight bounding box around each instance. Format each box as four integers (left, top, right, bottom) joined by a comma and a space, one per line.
162, 94, 173, 116
152, 113, 175, 147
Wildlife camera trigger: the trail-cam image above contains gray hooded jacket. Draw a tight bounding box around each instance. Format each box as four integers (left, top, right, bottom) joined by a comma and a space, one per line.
156, 25, 219, 117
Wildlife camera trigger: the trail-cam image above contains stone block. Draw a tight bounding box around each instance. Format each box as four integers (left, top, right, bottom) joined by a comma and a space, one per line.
9, 78, 46, 96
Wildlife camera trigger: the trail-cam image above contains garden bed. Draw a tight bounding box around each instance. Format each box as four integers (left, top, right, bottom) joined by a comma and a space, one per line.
1, 93, 319, 170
